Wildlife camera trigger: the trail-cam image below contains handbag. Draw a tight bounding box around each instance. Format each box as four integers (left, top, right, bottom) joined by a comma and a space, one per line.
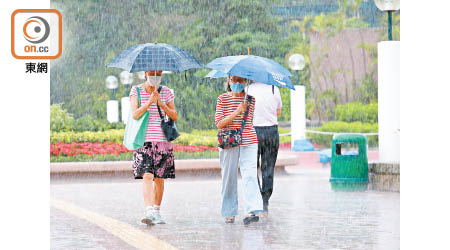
217, 96, 252, 149
123, 86, 149, 150
157, 86, 180, 142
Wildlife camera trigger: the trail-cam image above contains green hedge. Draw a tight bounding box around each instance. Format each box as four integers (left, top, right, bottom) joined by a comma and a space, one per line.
334, 102, 378, 123
278, 127, 291, 144
51, 127, 292, 146
51, 129, 218, 146
175, 131, 217, 147
51, 129, 125, 144
307, 121, 378, 147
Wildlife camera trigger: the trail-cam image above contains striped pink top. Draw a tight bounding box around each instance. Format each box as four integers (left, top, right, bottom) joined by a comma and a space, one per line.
130, 84, 174, 142
215, 93, 258, 146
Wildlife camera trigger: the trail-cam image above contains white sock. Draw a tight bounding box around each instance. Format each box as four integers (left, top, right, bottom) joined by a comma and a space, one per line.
154, 205, 160, 212
146, 205, 153, 211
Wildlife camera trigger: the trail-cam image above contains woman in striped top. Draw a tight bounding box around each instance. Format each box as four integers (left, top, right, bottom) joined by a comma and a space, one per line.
215, 75, 263, 225
129, 70, 178, 225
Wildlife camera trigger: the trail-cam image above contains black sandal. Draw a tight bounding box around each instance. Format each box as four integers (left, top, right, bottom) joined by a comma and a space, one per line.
243, 213, 259, 225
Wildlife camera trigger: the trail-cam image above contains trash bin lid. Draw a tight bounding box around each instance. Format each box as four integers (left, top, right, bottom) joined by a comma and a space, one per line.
332, 133, 367, 143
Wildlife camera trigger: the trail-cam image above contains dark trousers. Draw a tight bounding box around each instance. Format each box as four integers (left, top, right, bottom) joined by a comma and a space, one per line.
254, 125, 279, 204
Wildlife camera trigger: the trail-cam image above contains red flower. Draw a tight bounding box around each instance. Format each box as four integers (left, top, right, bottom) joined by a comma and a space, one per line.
51, 141, 219, 157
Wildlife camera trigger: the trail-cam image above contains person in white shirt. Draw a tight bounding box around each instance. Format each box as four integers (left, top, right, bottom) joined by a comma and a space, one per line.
247, 81, 282, 212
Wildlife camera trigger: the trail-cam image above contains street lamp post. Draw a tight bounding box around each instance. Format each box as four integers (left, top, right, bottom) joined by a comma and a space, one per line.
374, 0, 400, 163
105, 75, 119, 123
288, 53, 305, 84
119, 71, 134, 124
374, 0, 400, 41
288, 53, 313, 152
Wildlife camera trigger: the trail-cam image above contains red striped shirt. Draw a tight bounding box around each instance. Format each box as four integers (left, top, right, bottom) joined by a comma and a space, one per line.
215, 93, 258, 146
130, 85, 174, 142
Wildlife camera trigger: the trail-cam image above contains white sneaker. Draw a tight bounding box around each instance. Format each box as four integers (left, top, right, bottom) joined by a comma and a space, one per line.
152, 211, 166, 224
141, 209, 155, 225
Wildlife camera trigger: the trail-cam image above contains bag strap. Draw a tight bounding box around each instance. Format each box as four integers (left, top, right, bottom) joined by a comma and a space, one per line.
240, 96, 252, 131
136, 86, 142, 107
156, 86, 165, 119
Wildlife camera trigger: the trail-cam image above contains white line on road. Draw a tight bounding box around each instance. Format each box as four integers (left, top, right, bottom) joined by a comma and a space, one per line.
51, 198, 178, 250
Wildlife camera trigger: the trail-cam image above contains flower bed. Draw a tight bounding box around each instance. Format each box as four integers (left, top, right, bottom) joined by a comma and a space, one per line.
50, 128, 292, 162
51, 141, 218, 157
50, 141, 219, 162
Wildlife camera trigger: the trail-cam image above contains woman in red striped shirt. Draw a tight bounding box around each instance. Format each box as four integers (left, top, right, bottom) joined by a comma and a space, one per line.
129, 70, 178, 225
215, 75, 263, 225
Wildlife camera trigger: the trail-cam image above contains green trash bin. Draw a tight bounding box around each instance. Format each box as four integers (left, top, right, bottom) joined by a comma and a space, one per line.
330, 133, 369, 191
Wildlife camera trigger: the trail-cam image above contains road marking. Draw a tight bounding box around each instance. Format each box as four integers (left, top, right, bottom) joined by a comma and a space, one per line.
51, 198, 178, 250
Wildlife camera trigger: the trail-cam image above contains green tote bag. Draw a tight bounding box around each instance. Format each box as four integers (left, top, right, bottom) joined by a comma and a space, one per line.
123, 87, 149, 150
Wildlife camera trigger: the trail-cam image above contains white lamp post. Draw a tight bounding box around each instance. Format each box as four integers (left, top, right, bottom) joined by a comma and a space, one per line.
374, 0, 400, 41
119, 71, 134, 124
288, 53, 313, 152
105, 75, 119, 123
375, 0, 400, 163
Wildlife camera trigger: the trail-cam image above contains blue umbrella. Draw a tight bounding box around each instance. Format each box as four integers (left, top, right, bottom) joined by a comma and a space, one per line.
107, 43, 203, 73
205, 55, 295, 90
205, 69, 228, 78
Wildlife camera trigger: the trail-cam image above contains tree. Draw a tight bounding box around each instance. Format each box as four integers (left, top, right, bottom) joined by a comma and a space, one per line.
50, 0, 297, 131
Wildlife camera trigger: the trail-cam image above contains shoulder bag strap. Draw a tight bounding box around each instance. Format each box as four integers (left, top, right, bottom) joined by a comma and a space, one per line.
136, 86, 142, 107
156, 86, 165, 119
240, 96, 252, 131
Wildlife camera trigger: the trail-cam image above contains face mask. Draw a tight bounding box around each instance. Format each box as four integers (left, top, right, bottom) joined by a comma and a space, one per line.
146, 76, 161, 87
230, 82, 245, 93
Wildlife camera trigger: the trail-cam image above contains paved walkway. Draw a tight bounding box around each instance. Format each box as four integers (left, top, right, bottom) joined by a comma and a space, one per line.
51, 166, 398, 250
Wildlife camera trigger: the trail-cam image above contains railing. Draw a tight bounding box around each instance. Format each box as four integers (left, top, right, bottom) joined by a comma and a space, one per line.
279, 130, 379, 136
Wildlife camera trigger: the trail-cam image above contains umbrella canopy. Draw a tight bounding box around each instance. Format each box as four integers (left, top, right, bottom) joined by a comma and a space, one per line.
205, 55, 295, 90
107, 43, 203, 73
205, 69, 228, 78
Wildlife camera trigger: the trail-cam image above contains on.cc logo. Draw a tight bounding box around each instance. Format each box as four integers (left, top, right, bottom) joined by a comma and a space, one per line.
23, 16, 50, 44
11, 9, 62, 59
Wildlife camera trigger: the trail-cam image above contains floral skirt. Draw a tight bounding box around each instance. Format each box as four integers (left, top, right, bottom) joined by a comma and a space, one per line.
132, 141, 175, 179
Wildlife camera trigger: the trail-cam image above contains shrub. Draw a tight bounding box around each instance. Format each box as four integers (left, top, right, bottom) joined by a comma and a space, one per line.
51, 104, 125, 132
50, 128, 293, 147
334, 102, 378, 123
51, 129, 217, 146
307, 121, 378, 147
173, 132, 217, 147
71, 114, 125, 132
50, 104, 74, 132
278, 127, 291, 144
